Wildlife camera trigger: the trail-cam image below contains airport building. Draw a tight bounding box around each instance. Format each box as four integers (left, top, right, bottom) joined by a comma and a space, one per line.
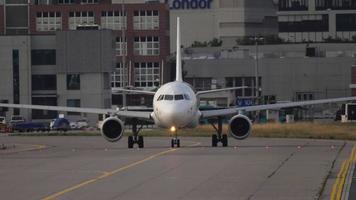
182, 43, 356, 119
277, 0, 356, 43
166, 0, 356, 50
0, 0, 170, 123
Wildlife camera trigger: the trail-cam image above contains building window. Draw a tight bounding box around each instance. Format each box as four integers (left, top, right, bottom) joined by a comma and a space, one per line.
32, 97, 57, 119
101, 11, 127, 30
67, 99, 80, 115
134, 62, 160, 88
112, 63, 128, 88
67, 74, 80, 90
278, 14, 329, 32
32, 75, 57, 90
296, 92, 313, 101
81, 0, 99, 4
185, 78, 212, 91
31, 49, 56, 65
12, 50, 20, 115
36, 12, 61, 31
225, 77, 261, 97
69, 11, 95, 30
115, 37, 127, 56
336, 14, 356, 31
279, 0, 308, 11
316, 0, 356, 10
133, 10, 159, 30
134, 36, 159, 56
58, 0, 74, 4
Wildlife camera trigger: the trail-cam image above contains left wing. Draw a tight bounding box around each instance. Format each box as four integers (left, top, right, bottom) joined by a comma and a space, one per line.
196, 86, 247, 96
0, 103, 152, 120
201, 96, 356, 118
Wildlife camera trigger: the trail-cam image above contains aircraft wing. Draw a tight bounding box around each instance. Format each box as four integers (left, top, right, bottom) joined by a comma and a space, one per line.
0, 103, 152, 120
196, 86, 247, 96
112, 88, 156, 95
200, 96, 356, 118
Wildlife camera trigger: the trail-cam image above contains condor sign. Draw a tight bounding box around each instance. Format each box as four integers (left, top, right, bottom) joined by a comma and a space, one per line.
166, 0, 213, 10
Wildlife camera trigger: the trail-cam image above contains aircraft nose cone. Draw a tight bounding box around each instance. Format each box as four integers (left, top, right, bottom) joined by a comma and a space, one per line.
160, 106, 189, 127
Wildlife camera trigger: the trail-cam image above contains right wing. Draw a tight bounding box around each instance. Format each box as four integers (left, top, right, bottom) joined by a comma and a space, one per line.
0, 103, 152, 120
201, 96, 356, 119
112, 88, 156, 95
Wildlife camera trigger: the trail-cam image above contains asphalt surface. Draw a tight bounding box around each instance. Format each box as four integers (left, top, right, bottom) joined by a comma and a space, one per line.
0, 136, 352, 200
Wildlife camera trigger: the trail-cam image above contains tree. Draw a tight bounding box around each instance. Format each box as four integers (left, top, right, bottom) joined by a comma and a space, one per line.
191, 41, 208, 47
208, 38, 223, 47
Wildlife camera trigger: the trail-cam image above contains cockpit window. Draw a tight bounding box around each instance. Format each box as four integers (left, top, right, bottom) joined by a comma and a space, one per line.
175, 95, 184, 100
184, 94, 191, 100
164, 95, 174, 100
157, 95, 164, 101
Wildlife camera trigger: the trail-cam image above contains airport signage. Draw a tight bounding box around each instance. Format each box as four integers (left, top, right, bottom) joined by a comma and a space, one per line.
166, 0, 213, 10
236, 98, 253, 107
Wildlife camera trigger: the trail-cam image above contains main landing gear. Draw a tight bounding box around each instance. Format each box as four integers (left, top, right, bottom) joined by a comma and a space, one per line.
210, 117, 228, 147
170, 127, 180, 148
128, 122, 144, 148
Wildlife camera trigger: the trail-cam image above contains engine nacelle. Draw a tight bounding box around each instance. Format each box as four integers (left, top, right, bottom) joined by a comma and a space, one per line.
229, 115, 252, 140
101, 117, 124, 142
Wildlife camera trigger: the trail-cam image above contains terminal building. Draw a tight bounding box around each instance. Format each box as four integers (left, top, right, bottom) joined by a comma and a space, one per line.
182, 43, 356, 120
0, 0, 170, 124
167, 0, 356, 50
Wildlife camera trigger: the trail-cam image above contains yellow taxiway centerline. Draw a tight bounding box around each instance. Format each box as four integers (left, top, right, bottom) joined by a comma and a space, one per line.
41, 148, 179, 200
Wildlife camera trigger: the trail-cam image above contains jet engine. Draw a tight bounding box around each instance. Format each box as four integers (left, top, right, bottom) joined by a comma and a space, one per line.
229, 115, 252, 140
101, 117, 124, 142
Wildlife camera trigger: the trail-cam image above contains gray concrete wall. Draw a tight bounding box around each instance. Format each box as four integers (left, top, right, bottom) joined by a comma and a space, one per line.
56, 73, 112, 125
56, 30, 115, 73
0, 36, 31, 120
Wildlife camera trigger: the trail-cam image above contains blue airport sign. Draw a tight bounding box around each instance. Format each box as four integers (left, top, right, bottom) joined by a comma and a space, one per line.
166, 0, 213, 10
236, 98, 253, 107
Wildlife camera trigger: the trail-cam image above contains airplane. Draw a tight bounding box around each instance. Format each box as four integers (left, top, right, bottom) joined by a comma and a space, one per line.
1, 17, 356, 148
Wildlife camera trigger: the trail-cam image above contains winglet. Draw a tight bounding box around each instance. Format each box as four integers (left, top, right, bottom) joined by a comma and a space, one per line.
176, 17, 183, 82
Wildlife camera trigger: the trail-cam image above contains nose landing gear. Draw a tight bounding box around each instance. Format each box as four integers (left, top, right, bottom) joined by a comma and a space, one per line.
170, 127, 180, 148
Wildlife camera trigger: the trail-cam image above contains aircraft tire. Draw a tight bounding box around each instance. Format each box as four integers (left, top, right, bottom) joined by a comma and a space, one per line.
128, 136, 134, 149
138, 136, 144, 148
222, 134, 228, 147
212, 134, 218, 147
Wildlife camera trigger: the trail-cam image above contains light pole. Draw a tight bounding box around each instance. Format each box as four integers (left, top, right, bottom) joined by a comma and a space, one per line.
252, 36, 264, 103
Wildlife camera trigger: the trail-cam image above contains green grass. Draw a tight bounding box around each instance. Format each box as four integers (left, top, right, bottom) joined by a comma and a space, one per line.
8, 122, 356, 140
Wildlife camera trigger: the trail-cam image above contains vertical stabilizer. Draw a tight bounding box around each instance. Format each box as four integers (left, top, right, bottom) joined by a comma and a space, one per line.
176, 17, 183, 82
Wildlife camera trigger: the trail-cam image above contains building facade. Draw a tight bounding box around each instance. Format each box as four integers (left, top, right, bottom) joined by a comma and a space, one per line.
168, 0, 278, 51
183, 43, 356, 119
277, 0, 356, 42
0, 0, 170, 123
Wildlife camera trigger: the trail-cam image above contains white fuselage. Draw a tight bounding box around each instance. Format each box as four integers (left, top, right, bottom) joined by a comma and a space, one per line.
151, 81, 201, 129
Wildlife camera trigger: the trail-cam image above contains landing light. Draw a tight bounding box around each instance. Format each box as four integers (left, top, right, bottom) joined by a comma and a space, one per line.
170, 126, 176, 132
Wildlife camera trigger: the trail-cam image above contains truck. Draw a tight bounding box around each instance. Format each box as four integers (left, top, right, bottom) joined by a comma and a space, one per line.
12, 122, 49, 132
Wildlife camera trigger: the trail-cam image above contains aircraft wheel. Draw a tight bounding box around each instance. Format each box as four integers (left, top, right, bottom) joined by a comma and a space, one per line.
138, 136, 144, 148
171, 139, 175, 148
212, 134, 218, 147
222, 134, 228, 147
128, 136, 134, 149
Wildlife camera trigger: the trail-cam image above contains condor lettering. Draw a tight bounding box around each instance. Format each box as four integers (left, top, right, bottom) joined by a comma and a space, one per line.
167, 0, 213, 10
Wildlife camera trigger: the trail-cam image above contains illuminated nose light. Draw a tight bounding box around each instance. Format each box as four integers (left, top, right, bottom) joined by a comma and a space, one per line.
170, 126, 176, 132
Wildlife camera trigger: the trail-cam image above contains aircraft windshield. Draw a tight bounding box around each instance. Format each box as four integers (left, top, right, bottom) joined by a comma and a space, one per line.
164, 95, 174, 100
175, 95, 184, 100
157, 94, 191, 101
